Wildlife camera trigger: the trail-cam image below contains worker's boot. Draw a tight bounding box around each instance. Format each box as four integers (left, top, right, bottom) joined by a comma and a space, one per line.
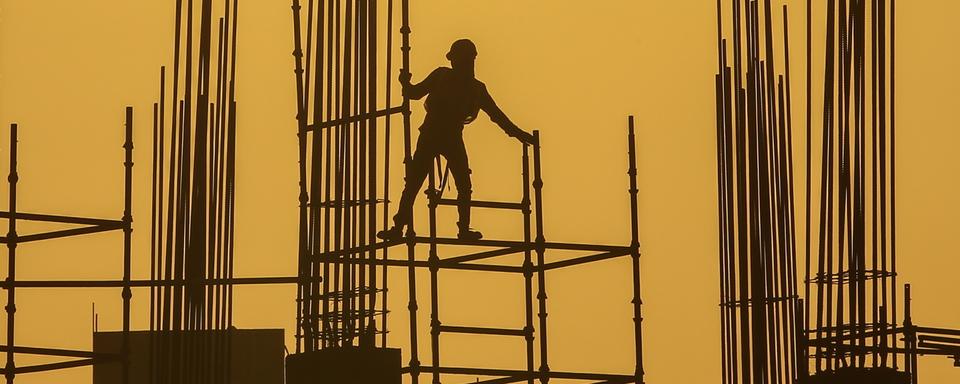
456, 191, 482, 240
376, 226, 404, 241
457, 221, 482, 241
377, 220, 405, 241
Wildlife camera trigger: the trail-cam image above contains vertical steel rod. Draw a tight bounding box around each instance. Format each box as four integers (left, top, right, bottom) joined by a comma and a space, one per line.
381, 0, 394, 349
150, 100, 160, 384
367, 0, 379, 345
291, 0, 310, 353
804, 0, 812, 373
428, 162, 440, 384
4, 123, 18, 384
400, 0, 420, 381
904, 284, 916, 383
889, 0, 898, 369
122, 107, 134, 384
627, 117, 645, 384
532, 130, 549, 384
522, 144, 534, 384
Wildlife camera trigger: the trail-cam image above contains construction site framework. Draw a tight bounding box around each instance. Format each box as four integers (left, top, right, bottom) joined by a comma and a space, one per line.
0, 110, 134, 384
289, 0, 646, 383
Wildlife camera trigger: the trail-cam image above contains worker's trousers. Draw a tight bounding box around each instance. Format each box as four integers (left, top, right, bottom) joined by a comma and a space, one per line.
393, 132, 472, 232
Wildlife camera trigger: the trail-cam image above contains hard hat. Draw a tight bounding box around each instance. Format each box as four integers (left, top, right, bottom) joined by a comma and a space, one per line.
446, 39, 477, 61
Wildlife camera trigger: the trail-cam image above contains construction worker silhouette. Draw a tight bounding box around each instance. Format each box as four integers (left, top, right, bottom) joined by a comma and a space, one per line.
377, 39, 531, 241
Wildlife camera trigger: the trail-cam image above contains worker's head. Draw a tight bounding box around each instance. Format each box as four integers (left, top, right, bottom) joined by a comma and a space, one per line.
446, 39, 477, 73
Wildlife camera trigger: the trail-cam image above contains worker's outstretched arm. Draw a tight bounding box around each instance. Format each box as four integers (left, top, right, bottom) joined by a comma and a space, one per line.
480, 85, 535, 145
401, 68, 442, 100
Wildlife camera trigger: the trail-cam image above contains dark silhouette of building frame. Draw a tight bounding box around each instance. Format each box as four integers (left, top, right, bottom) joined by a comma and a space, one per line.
289, 0, 646, 383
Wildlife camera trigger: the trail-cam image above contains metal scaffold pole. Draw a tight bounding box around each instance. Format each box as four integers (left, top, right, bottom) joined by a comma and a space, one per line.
428, 159, 440, 384
628, 116, 645, 384
532, 130, 550, 383
522, 144, 534, 384
4, 124, 18, 384
0, 110, 137, 382
401, 0, 421, 382
291, 0, 310, 354
122, 106, 135, 384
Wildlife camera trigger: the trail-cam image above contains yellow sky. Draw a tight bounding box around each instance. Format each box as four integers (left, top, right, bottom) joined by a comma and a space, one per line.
0, 0, 958, 383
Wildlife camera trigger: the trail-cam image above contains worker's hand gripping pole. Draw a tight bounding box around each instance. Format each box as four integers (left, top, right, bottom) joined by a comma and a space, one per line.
509, 127, 536, 146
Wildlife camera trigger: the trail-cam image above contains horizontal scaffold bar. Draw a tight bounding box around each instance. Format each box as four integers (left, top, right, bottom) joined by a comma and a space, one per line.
430, 198, 528, 211
470, 376, 632, 384
310, 238, 629, 260
311, 255, 526, 273
0, 345, 117, 359
404, 366, 637, 382
442, 246, 530, 264
806, 326, 906, 345
306, 106, 405, 132
810, 343, 953, 357
540, 249, 633, 271
308, 240, 401, 260
0, 223, 126, 244
411, 237, 631, 253
916, 326, 960, 337
438, 325, 530, 337
917, 342, 960, 355
0, 357, 114, 375
0, 276, 311, 289
310, 238, 633, 273
471, 376, 531, 384
0, 211, 123, 226
918, 334, 960, 346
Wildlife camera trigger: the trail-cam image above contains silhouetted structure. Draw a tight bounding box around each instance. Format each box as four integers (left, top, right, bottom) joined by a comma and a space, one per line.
0, 113, 135, 383
286, 347, 400, 384
801, 0, 911, 381
145, 0, 246, 382
801, 1, 960, 382
289, 1, 645, 383
93, 329, 284, 384
714, 1, 802, 383
716, 1, 960, 383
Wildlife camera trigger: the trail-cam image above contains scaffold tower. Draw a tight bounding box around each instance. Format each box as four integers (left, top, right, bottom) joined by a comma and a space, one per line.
289, 0, 646, 383
0, 111, 135, 384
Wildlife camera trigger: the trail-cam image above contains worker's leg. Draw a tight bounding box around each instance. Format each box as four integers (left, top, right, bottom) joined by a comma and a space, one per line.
391, 135, 436, 231
443, 137, 479, 239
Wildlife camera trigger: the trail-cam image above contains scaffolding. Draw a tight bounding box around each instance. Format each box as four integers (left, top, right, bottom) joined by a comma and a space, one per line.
0, 112, 134, 383
290, 0, 645, 383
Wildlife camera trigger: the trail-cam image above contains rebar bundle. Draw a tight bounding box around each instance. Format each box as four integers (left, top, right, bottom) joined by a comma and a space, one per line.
290, 0, 395, 352
715, 1, 801, 383
803, 0, 911, 380
149, 0, 240, 383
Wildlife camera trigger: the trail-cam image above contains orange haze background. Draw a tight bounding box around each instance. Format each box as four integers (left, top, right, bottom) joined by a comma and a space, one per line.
0, 1, 958, 383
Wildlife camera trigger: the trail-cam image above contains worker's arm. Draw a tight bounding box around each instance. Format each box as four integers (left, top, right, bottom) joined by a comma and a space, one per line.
401, 68, 443, 100
479, 85, 535, 145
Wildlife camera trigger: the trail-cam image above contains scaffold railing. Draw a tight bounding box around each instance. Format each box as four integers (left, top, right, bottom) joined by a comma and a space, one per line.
0, 111, 134, 384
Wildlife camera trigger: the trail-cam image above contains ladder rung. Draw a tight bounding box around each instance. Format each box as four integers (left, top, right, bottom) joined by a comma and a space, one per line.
437, 325, 530, 337
432, 198, 527, 211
